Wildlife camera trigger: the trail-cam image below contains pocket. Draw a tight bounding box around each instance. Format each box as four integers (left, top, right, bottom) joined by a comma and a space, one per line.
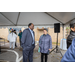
23, 47, 26, 51
26, 46, 31, 50
23, 45, 28, 50
45, 47, 49, 50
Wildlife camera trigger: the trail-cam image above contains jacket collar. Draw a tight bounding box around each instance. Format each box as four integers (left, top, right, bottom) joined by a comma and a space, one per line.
70, 30, 75, 36
28, 28, 34, 33
43, 34, 48, 36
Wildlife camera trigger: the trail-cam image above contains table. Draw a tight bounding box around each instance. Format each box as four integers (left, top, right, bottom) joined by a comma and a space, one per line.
0, 38, 5, 52
60, 38, 67, 50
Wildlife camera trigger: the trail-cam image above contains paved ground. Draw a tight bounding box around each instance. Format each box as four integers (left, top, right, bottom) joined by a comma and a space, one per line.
0, 43, 67, 62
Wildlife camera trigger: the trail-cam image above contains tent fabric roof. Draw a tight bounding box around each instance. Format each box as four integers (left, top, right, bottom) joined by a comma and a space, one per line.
0, 12, 75, 27
46, 12, 75, 24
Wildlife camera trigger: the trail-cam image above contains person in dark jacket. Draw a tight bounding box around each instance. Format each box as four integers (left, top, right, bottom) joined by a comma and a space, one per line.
21, 23, 35, 62
67, 19, 75, 49
39, 28, 52, 62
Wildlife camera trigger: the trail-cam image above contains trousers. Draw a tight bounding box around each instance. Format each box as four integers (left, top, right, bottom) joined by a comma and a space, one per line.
10, 42, 15, 49
41, 53, 48, 62
23, 45, 35, 62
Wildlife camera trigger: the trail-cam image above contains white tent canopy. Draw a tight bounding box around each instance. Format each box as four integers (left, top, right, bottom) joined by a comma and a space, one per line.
0, 12, 75, 39
46, 12, 75, 24
0, 12, 75, 28
0, 12, 60, 27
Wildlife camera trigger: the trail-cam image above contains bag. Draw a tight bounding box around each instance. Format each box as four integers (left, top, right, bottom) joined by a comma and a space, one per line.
38, 35, 43, 53
38, 47, 40, 52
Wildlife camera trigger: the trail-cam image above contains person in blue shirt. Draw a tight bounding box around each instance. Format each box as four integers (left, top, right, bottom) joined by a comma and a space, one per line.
61, 38, 75, 62
18, 30, 22, 47
21, 23, 35, 62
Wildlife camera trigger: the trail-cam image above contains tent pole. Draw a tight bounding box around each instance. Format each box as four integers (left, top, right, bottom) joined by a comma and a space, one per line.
16, 12, 21, 26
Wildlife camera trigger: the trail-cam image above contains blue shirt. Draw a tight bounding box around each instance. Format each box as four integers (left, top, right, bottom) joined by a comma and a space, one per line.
29, 28, 34, 44
61, 38, 75, 62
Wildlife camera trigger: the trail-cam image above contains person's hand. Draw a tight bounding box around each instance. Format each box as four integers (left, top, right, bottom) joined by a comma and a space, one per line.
49, 49, 51, 51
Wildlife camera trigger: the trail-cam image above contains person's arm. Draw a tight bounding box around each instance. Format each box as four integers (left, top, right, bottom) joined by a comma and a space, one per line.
18, 33, 20, 36
61, 38, 75, 62
16, 34, 17, 38
33, 32, 35, 47
67, 39, 69, 49
67, 35, 71, 49
67, 37, 69, 49
49, 36, 52, 51
16, 32, 17, 35
21, 30, 27, 48
39, 35, 42, 48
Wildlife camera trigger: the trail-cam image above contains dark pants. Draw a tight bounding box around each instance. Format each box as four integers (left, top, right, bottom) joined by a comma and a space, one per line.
19, 39, 21, 46
23, 45, 35, 62
15, 42, 17, 47
41, 53, 48, 62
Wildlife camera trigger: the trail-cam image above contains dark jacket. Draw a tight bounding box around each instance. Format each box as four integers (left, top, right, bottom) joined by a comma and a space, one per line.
39, 34, 52, 54
18, 32, 22, 39
67, 31, 75, 49
21, 28, 35, 51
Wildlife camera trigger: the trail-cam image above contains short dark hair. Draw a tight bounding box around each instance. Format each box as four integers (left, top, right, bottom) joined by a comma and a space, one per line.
14, 30, 16, 31
70, 19, 75, 28
28, 23, 33, 27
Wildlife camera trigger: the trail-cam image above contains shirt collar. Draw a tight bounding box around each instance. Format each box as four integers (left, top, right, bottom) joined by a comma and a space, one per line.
29, 28, 31, 31
29, 28, 33, 32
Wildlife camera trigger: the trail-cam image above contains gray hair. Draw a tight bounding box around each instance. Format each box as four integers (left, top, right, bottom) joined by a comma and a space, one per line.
44, 28, 48, 32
